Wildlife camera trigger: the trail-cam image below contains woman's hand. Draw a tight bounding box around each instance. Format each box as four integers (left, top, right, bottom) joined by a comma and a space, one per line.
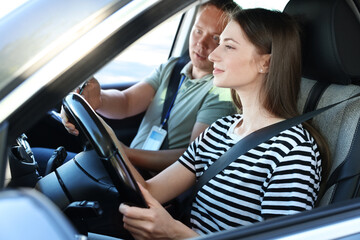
119, 184, 198, 240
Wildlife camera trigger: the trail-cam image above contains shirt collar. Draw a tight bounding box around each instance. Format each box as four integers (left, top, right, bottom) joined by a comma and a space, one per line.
181, 62, 213, 82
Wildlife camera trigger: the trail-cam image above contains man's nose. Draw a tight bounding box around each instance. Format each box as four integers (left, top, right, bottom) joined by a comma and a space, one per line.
197, 35, 209, 49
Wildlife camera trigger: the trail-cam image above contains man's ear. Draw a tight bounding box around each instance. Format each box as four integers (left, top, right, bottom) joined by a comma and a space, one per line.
258, 54, 271, 73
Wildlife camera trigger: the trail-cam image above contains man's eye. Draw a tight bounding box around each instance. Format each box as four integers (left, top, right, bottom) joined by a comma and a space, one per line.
213, 35, 220, 42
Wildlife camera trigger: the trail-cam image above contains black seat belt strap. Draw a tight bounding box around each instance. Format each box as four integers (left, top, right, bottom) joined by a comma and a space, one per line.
160, 55, 190, 149
303, 81, 330, 113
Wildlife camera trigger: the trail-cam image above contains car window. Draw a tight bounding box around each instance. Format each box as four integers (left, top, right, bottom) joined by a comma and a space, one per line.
94, 14, 182, 85
235, 0, 289, 10
94, 1, 289, 86
0, 0, 122, 96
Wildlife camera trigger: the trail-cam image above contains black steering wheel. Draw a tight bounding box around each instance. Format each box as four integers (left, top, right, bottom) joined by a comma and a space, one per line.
62, 92, 147, 208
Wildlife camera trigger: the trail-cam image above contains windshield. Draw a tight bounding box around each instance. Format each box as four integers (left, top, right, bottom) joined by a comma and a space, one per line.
0, 0, 29, 19
0, 0, 125, 99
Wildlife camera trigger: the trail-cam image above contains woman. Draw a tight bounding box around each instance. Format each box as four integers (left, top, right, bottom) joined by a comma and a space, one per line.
118, 8, 330, 239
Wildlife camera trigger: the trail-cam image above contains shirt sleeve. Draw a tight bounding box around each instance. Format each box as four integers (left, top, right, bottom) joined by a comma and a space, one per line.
143, 57, 179, 91
261, 141, 322, 219
178, 126, 211, 174
178, 138, 198, 174
196, 86, 236, 126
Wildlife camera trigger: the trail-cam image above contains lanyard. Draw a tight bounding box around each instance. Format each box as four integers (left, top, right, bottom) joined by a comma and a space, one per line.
160, 75, 186, 128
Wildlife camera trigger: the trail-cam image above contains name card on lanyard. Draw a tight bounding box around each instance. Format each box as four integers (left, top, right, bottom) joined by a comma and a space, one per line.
142, 75, 186, 151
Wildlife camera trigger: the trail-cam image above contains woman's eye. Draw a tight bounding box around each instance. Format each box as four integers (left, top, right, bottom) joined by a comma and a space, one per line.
225, 45, 234, 49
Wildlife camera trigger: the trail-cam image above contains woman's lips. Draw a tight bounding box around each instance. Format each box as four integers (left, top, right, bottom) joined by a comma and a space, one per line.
213, 67, 224, 75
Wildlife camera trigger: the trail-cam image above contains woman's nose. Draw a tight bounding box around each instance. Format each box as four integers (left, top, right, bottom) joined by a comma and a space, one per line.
208, 47, 219, 62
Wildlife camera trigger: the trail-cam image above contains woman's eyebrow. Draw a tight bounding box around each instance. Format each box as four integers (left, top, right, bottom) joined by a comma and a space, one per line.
220, 37, 239, 44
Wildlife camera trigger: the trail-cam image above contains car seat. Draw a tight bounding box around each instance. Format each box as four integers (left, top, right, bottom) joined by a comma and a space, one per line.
283, 0, 360, 206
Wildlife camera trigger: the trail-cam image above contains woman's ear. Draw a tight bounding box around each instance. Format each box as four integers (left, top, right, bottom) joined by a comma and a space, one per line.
258, 54, 271, 73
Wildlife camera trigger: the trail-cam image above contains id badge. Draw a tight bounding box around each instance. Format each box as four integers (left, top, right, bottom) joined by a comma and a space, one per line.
142, 126, 167, 151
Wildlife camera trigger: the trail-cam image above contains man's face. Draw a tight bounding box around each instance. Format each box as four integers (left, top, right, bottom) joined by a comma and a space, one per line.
189, 5, 226, 75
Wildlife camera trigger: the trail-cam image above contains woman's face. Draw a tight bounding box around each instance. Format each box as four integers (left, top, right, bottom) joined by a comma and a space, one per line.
208, 20, 267, 92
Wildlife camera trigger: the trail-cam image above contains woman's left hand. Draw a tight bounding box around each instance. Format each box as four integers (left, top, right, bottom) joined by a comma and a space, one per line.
119, 184, 180, 240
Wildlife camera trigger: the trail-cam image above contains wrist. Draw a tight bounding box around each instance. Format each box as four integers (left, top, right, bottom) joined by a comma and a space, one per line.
171, 220, 199, 239
122, 144, 130, 156
98, 89, 105, 110
124, 147, 136, 164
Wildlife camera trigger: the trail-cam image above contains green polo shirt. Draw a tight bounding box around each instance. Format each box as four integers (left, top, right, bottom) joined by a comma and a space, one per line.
130, 57, 236, 149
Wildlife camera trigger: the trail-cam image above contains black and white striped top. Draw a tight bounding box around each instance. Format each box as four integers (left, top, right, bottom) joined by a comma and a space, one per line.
178, 114, 322, 235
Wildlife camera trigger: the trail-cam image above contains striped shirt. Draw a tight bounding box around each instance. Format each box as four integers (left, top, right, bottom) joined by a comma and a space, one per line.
178, 114, 322, 235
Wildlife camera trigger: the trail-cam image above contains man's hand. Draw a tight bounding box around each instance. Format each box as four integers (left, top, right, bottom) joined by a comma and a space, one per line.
60, 77, 102, 136
78, 77, 102, 111
60, 106, 79, 136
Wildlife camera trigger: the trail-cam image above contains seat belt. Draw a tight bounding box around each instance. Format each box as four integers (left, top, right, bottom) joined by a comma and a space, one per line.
160, 55, 190, 149
183, 92, 360, 219
325, 115, 360, 190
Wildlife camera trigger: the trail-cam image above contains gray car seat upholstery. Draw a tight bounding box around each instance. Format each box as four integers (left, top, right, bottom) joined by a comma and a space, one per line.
284, 0, 360, 206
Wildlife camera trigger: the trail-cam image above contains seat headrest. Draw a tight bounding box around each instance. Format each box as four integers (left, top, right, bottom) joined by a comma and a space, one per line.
284, 0, 360, 85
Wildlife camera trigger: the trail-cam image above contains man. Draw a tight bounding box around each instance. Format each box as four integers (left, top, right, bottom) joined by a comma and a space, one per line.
60, 0, 238, 174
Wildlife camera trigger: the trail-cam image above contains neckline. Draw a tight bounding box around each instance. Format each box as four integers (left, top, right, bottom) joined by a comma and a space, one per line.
228, 116, 243, 141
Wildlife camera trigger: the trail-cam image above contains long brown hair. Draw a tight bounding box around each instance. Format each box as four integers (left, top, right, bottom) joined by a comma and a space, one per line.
230, 8, 330, 196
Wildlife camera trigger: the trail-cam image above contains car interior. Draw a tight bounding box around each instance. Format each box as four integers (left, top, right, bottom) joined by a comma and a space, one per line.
286, 0, 360, 207
197, 0, 360, 238
1, 0, 360, 239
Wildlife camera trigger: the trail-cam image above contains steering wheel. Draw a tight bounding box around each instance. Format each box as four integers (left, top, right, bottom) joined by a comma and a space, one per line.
62, 92, 147, 208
